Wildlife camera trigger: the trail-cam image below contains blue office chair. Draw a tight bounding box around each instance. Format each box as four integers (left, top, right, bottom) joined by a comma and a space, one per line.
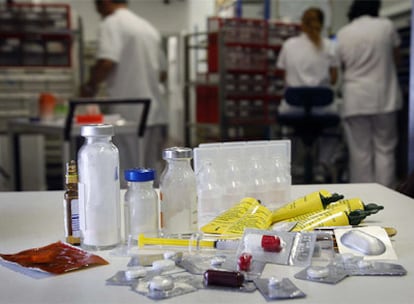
277, 87, 340, 183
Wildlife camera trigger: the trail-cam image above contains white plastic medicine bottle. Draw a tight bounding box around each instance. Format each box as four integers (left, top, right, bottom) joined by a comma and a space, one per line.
78, 124, 121, 250
124, 168, 158, 241
159, 147, 197, 237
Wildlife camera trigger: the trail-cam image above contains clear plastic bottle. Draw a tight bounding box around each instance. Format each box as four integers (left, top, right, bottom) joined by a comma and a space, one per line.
196, 159, 224, 229
244, 156, 267, 204
222, 158, 245, 209
124, 168, 158, 242
77, 124, 121, 250
263, 155, 289, 210
159, 147, 197, 237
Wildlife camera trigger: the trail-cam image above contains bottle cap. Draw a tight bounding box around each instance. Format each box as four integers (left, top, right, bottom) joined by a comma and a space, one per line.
124, 168, 155, 182
81, 124, 114, 137
321, 192, 344, 207
162, 147, 192, 159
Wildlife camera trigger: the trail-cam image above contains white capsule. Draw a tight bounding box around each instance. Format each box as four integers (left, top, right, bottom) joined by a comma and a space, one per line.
125, 267, 147, 280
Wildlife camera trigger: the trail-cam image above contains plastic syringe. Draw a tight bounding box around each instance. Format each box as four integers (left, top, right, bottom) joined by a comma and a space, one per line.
138, 234, 240, 250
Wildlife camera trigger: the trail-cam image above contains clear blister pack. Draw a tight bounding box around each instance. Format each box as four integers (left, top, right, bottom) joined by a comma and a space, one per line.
335, 253, 407, 276
132, 272, 203, 300
254, 277, 306, 300
106, 257, 185, 287
294, 264, 348, 284
237, 229, 316, 266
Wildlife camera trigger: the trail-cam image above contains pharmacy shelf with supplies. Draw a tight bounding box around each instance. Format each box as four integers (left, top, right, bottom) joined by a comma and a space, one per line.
184, 17, 300, 146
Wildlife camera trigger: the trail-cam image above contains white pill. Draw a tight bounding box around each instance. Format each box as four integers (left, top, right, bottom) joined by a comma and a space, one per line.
163, 251, 176, 260
152, 259, 175, 271
357, 260, 372, 269
125, 267, 147, 280
149, 276, 174, 291
268, 277, 282, 287
307, 266, 330, 279
210, 256, 226, 266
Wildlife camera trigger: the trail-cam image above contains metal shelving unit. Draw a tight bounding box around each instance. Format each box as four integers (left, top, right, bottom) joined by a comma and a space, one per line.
0, 2, 82, 190
184, 17, 300, 146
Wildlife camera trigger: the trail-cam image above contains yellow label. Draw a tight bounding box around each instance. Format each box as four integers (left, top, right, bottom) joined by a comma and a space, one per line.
292, 209, 350, 231
221, 204, 273, 235
271, 190, 330, 223
201, 197, 270, 235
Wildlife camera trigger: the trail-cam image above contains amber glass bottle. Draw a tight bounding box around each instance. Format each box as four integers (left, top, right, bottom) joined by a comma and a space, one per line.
64, 160, 80, 245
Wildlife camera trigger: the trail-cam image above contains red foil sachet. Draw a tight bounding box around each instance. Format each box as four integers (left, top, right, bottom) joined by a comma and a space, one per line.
0, 241, 109, 275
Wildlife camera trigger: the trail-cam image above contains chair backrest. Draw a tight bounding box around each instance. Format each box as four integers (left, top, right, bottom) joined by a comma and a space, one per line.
285, 87, 333, 114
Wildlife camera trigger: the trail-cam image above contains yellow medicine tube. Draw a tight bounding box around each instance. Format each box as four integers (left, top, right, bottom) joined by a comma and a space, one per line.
271, 190, 344, 224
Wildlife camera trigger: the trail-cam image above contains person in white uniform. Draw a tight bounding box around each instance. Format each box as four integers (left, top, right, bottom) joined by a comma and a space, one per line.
277, 7, 340, 181
81, 0, 168, 186
277, 7, 338, 113
336, 0, 402, 187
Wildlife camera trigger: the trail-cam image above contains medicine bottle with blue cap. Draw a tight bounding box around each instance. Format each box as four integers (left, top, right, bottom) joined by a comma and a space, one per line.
124, 168, 159, 242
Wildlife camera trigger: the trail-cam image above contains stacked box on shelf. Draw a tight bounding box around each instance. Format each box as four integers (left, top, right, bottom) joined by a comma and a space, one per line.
198, 17, 300, 133
0, 3, 72, 67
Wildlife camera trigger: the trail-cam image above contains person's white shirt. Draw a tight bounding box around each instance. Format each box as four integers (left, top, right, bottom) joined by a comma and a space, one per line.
276, 33, 338, 114
277, 33, 338, 87
97, 8, 167, 126
336, 15, 402, 118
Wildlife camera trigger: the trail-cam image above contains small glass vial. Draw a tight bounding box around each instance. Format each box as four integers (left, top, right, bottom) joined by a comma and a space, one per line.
159, 147, 197, 237
78, 124, 121, 250
124, 168, 158, 242
63, 160, 80, 245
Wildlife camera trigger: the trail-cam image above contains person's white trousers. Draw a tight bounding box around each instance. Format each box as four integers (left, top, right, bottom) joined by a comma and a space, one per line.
343, 112, 398, 187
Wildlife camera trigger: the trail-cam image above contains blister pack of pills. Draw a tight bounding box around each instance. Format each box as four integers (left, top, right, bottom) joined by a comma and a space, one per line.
335, 253, 407, 276
254, 277, 306, 300
237, 229, 316, 266
106, 258, 185, 287
132, 272, 203, 300
294, 264, 348, 284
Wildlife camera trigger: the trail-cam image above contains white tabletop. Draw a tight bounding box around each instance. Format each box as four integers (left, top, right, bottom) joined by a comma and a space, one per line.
1, 183, 413, 304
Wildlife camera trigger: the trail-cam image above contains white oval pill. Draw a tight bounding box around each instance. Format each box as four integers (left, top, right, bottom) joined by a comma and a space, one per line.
149, 276, 174, 291
307, 266, 330, 279
125, 267, 147, 280
152, 259, 175, 271
268, 277, 282, 287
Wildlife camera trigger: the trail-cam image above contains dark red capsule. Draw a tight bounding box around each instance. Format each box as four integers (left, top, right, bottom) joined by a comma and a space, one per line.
203, 269, 244, 287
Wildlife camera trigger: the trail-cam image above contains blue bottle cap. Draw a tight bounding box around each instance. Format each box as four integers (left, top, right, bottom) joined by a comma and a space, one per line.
124, 168, 155, 182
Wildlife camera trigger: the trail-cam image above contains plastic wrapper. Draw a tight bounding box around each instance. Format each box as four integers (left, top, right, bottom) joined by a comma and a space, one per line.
0, 241, 108, 275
